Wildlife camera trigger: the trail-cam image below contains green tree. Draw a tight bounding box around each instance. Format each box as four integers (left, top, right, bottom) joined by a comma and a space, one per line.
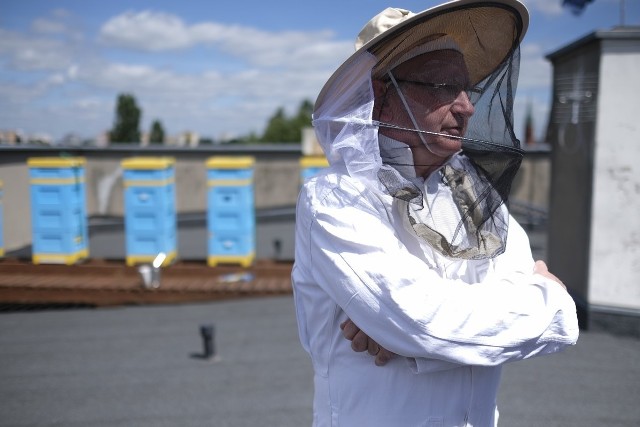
226, 132, 261, 145
260, 99, 313, 143
293, 99, 313, 130
149, 119, 165, 144
261, 107, 291, 142
110, 93, 141, 143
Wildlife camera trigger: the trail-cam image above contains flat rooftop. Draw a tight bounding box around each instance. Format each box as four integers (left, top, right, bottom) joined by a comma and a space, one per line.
1, 296, 639, 426
1, 210, 638, 426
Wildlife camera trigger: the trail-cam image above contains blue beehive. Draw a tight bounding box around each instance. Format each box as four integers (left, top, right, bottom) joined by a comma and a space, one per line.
28, 157, 89, 264
206, 156, 255, 267
299, 156, 329, 184
0, 180, 4, 258
121, 157, 176, 266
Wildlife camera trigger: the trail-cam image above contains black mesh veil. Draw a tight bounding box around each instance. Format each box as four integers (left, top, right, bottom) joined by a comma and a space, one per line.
464, 43, 522, 205
313, 1, 527, 260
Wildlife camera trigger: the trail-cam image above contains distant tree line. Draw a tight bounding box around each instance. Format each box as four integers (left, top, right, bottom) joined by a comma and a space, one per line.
109, 94, 141, 143
259, 99, 313, 143
108, 93, 312, 145
108, 94, 166, 145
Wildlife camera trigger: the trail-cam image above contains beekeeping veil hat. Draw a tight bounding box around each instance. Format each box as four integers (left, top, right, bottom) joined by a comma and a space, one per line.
312, 0, 529, 260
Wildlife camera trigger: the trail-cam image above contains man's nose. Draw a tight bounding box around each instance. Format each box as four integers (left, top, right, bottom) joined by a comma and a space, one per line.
451, 91, 475, 116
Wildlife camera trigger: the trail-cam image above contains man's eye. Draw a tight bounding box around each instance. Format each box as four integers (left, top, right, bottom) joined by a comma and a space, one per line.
434, 83, 463, 94
437, 83, 481, 96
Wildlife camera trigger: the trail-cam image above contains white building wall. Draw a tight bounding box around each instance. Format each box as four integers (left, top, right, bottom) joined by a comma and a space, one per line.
589, 39, 640, 309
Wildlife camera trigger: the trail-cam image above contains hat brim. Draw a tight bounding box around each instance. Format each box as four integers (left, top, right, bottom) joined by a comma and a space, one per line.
315, 0, 528, 112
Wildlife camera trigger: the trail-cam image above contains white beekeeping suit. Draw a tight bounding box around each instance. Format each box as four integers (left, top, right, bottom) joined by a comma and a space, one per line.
292, 1, 579, 426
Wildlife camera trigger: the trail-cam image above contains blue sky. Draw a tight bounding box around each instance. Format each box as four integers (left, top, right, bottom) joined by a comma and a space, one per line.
1, 0, 638, 143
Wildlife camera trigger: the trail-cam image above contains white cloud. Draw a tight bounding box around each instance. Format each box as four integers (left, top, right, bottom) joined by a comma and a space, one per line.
30, 9, 84, 42
99, 10, 352, 70
74, 98, 104, 109
47, 73, 66, 85
514, 43, 554, 139
31, 18, 68, 34
523, 0, 564, 16
67, 64, 79, 80
88, 12, 349, 136
519, 42, 552, 90
1, 9, 352, 140
100, 11, 194, 51
0, 82, 41, 104
0, 75, 65, 106
0, 28, 77, 71
233, 32, 351, 70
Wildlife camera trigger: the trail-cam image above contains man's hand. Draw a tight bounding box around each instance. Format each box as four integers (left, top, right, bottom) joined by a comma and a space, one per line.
534, 260, 566, 290
340, 318, 394, 366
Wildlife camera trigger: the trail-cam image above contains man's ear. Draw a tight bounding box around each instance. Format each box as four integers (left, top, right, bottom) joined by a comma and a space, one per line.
372, 79, 390, 121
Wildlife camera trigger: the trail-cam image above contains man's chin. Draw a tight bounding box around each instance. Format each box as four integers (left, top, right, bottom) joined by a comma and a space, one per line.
429, 140, 462, 158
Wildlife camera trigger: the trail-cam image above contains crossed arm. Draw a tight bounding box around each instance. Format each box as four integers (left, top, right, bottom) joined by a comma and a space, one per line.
298, 177, 578, 367
340, 260, 568, 366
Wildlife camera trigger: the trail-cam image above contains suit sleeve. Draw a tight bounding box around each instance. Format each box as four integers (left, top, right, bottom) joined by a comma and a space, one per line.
303, 183, 579, 367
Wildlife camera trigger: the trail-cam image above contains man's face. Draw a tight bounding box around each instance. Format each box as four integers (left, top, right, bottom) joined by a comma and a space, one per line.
374, 50, 475, 177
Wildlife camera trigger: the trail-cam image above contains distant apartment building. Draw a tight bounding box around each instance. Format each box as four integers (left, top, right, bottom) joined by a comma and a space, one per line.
0, 129, 53, 145
0, 129, 22, 145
